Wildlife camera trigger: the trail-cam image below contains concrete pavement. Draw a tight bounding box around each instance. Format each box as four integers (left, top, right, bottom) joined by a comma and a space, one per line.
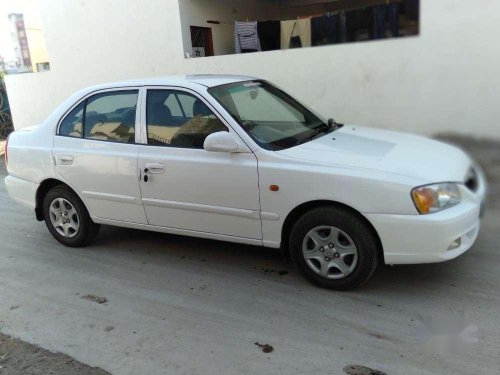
1, 161, 499, 375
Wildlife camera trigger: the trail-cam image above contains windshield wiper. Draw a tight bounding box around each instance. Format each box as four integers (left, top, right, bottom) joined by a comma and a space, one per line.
301, 124, 333, 144
328, 118, 344, 131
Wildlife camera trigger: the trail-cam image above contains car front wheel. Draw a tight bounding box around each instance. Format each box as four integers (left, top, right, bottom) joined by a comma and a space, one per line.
289, 206, 380, 290
43, 186, 100, 247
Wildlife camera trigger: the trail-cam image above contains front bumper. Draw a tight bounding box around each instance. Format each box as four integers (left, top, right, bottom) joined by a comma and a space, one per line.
366, 169, 487, 265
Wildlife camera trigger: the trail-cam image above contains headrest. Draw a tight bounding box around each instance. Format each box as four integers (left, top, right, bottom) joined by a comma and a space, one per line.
193, 99, 212, 117
153, 103, 172, 118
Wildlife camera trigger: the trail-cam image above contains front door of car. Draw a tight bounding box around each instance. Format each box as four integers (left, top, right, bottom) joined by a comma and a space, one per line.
138, 88, 262, 239
53, 88, 148, 224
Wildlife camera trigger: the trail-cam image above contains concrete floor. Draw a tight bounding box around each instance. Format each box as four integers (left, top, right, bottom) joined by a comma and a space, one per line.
1, 162, 499, 375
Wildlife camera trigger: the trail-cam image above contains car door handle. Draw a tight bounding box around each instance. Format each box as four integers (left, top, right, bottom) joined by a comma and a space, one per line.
57, 155, 74, 165
144, 163, 165, 174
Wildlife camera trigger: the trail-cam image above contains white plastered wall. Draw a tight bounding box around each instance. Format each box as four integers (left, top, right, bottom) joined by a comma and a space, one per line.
5, 0, 500, 140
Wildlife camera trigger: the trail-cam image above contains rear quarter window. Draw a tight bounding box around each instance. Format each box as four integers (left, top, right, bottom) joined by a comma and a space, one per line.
59, 102, 84, 138
58, 90, 138, 144
84, 91, 138, 144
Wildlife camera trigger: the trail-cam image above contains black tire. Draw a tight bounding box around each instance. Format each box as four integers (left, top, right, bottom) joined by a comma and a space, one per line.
289, 206, 379, 290
43, 185, 100, 247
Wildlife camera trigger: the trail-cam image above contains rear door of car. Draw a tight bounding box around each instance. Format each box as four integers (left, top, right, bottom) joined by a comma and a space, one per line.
53, 87, 147, 224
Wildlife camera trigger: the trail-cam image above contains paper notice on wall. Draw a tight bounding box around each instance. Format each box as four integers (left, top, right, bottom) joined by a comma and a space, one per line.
192, 47, 205, 58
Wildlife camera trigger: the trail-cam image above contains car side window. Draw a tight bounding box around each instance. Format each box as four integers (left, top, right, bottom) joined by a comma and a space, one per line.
146, 90, 228, 149
177, 94, 196, 117
84, 90, 138, 144
164, 94, 183, 117
59, 102, 84, 138
58, 90, 138, 143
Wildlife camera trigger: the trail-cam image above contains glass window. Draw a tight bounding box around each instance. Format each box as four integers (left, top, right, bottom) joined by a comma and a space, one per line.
209, 80, 332, 151
227, 85, 305, 123
178, 93, 197, 117
84, 90, 138, 144
164, 94, 183, 117
59, 102, 84, 138
146, 90, 228, 149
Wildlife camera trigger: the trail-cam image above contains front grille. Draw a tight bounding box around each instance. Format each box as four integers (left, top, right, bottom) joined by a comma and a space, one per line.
465, 167, 479, 192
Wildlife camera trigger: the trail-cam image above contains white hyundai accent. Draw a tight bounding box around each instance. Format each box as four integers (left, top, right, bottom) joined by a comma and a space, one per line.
4, 75, 487, 290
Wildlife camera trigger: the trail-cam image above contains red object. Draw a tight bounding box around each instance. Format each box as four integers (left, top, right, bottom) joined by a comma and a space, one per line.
270, 185, 279, 192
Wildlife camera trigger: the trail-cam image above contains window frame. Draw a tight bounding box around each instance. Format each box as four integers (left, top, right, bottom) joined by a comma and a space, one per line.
56, 87, 142, 145
56, 84, 256, 151
141, 86, 236, 149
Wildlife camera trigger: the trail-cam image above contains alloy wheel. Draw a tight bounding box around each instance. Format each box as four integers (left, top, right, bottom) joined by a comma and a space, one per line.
302, 226, 358, 279
49, 198, 80, 238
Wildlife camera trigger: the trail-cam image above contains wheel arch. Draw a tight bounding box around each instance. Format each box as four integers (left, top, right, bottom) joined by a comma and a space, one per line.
35, 178, 85, 221
280, 200, 384, 263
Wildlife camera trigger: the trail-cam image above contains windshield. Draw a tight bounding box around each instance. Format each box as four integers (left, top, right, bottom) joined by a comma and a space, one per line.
208, 80, 332, 151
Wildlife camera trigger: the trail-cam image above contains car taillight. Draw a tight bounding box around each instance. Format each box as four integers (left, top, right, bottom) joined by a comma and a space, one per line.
4, 135, 9, 167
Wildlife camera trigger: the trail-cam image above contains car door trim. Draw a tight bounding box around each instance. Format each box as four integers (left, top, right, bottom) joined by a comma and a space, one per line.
261, 212, 280, 221
141, 198, 261, 220
91, 217, 266, 247
82, 191, 142, 205
135, 87, 146, 144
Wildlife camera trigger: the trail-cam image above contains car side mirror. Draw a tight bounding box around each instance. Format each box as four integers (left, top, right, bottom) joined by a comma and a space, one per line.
204, 131, 239, 153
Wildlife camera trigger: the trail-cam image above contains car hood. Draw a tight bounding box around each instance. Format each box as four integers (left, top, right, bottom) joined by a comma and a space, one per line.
277, 125, 471, 183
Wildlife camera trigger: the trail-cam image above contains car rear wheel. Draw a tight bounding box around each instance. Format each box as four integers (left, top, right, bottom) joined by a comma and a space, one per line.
289, 206, 379, 290
43, 186, 100, 247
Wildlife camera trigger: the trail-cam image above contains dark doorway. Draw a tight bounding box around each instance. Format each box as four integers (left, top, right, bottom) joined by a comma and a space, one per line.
190, 26, 214, 57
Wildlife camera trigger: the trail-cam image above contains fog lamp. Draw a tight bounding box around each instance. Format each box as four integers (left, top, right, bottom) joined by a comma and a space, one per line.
447, 237, 462, 251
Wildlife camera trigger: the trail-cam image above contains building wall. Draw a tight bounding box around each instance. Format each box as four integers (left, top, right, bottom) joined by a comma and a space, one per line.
26, 28, 49, 72
5, 0, 500, 140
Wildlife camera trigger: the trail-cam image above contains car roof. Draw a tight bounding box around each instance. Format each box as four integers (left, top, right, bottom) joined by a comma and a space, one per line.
46, 74, 261, 129
185, 74, 258, 87
87, 74, 258, 92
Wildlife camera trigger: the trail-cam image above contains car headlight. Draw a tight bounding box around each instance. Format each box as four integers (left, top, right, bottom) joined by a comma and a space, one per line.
411, 183, 461, 214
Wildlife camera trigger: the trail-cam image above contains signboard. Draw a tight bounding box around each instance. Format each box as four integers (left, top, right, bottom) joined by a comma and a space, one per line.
16, 17, 32, 68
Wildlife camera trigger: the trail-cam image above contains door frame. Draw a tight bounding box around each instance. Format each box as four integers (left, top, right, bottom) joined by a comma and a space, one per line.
136, 85, 263, 240
190, 26, 215, 57
52, 87, 147, 224
137, 86, 250, 151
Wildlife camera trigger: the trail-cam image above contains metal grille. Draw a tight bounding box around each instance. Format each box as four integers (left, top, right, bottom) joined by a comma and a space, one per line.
191, 27, 206, 48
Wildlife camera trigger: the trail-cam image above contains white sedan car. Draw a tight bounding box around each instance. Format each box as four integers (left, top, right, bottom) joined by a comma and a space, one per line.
4, 75, 487, 290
